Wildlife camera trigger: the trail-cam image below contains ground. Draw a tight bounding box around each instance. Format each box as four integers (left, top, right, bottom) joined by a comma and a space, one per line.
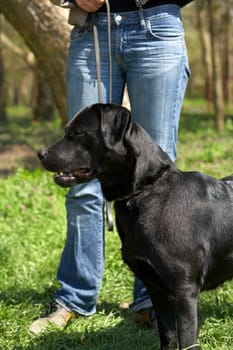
0, 144, 39, 177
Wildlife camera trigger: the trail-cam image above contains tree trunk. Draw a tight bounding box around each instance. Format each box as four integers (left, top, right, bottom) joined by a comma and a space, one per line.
222, 0, 233, 105
0, 0, 70, 124
195, 1, 213, 107
0, 47, 7, 124
1, 31, 54, 119
0, 15, 7, 123
208, 0, 225, 133
33, 69, 55, 121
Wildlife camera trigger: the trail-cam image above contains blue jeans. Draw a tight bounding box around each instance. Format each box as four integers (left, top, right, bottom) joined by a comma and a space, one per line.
55, 4, 190, 315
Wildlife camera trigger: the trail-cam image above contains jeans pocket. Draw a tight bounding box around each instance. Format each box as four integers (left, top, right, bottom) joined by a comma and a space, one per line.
145, 15, 184, 41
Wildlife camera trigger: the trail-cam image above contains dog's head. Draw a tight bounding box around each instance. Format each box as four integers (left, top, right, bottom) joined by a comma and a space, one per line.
38, 103, 173, 200
38, 103, 134, 188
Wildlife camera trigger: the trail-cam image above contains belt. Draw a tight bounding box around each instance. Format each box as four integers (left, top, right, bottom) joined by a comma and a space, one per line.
97, 1, 179, 13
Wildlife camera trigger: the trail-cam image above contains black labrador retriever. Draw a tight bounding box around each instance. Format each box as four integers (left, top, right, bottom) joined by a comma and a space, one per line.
38, 103, 233, 350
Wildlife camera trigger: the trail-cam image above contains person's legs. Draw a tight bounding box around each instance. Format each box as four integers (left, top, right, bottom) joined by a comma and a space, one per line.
122, 5, 190, 311
29, 4, 190, 334
29, 18, 126, 334
30, 14, 124, 334
56, 180, 104, 315
56, 21, 126, 315
55, 25, 106, 316
55, 3, 190, 319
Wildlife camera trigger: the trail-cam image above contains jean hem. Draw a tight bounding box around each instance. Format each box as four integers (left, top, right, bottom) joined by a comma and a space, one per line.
130, 297, 153, 312
55, 298, 96, 317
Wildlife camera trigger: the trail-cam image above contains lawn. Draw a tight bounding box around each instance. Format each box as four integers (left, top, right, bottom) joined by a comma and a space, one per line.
0, 100, 233, 349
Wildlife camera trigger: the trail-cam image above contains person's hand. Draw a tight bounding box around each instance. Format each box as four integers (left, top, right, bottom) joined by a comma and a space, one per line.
75, 0, 105, 12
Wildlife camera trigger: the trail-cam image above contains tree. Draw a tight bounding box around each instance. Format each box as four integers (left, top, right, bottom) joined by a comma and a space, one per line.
1, 29, 54, 120
0, 47, 7, 124
195, 1, 213, 106
222, 0, 233, 105
33, 69, 55, 121
207, 0, 225, 133
0, 15, 7, 123
0, 0, 70, 124
195, 0, 233, 133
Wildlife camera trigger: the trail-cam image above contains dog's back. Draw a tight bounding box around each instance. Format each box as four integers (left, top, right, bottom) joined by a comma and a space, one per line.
222, 174, 233, 189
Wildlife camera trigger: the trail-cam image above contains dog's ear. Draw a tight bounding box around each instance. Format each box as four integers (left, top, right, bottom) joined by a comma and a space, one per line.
100, 104, 132, 149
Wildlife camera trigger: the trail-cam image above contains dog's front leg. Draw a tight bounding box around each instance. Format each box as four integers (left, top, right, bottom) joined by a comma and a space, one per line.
149, 290, 178, 350
175, 290, 199, 350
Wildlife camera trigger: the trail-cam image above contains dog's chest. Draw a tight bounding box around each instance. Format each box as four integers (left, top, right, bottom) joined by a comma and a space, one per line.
114, 199, 159, 259
114, 198, 173, 290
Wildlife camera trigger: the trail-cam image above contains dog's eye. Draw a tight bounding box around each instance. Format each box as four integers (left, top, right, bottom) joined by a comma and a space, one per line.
66, 130, 84, 140
75, 130, 84, 136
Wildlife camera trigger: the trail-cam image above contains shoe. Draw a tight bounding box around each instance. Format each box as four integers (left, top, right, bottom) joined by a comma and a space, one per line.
132, 306, 157, 329
29, 301, 75, 335
119, 302, 157, 329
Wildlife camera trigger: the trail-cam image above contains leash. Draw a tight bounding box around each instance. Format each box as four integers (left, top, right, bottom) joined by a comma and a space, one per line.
177, 344, 199, 350
93, 0, 113, 231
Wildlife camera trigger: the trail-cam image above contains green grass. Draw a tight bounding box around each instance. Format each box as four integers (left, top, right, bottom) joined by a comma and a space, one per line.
0, 100, 233, 349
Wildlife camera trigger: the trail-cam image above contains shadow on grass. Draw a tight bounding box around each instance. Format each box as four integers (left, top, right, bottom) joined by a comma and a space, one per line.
0, 109, 63, 178
0, 283, 158, 349
23, 293, 233, 350
1, 285, 233, 350
179, 112, 214, 134
25, 302, 159, 350
179, 109, 233, 142
0, 150, 41, 177
25, 325, 158, 350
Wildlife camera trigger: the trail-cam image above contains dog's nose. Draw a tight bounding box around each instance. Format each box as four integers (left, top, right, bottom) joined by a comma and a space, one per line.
37, 149, 48, 160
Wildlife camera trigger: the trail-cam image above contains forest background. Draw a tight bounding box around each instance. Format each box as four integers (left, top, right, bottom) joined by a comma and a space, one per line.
0, 0, 233, 131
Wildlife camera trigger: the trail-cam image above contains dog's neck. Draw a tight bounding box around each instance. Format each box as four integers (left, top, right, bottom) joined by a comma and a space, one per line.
116, 167, 169, 202
100, 145, 173, 202
99, 121, 175, 202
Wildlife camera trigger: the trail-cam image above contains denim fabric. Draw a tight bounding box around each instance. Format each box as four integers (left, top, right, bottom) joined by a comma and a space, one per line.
55, 4, 190, 315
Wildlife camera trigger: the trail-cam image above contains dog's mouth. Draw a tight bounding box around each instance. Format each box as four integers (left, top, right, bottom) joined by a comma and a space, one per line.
53, 168, 92, 187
